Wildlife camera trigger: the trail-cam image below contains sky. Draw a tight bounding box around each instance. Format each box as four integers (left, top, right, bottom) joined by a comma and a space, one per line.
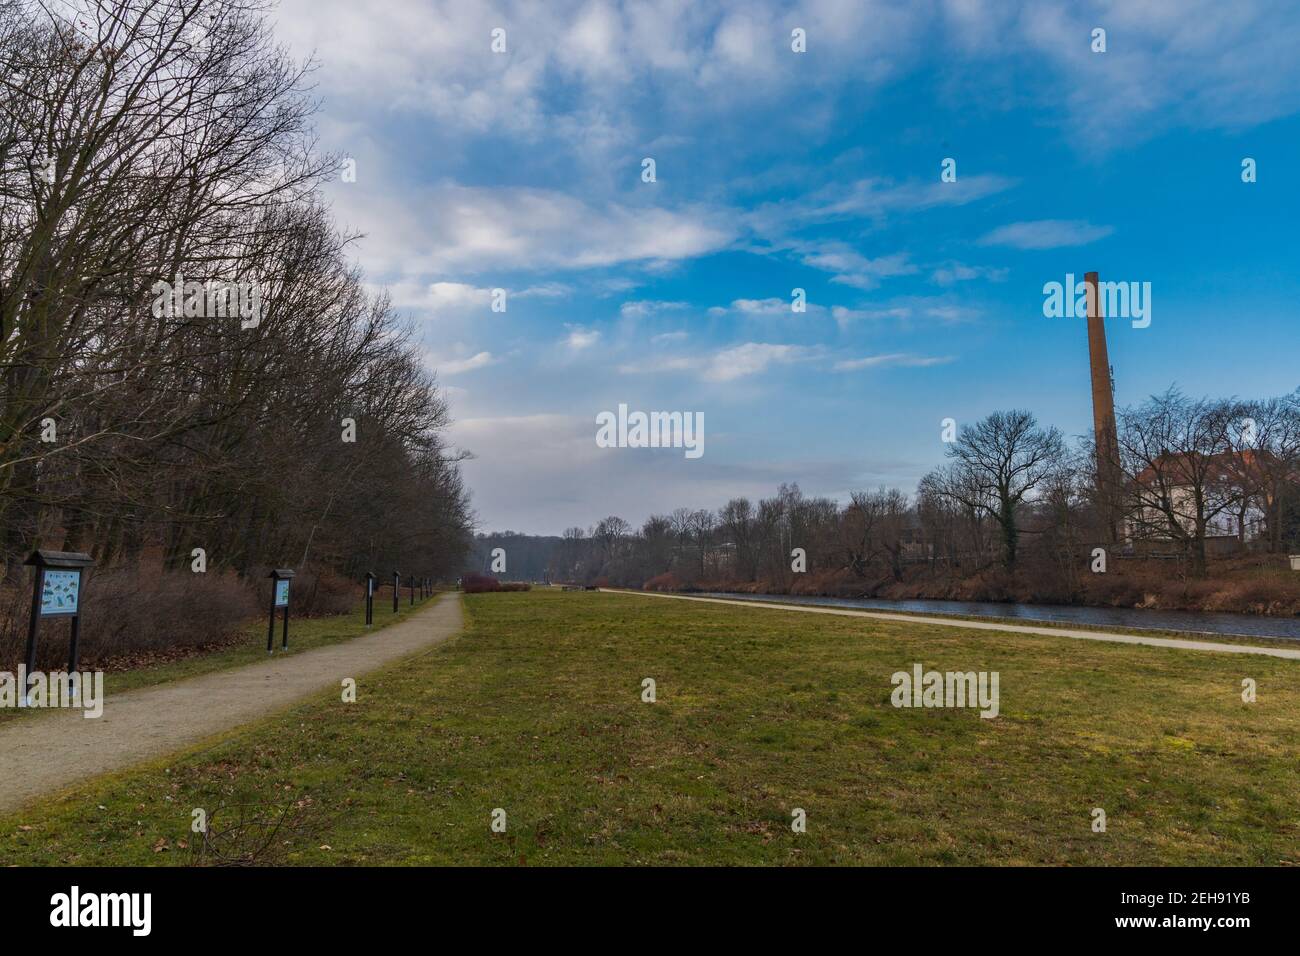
273, 0, 1300, 535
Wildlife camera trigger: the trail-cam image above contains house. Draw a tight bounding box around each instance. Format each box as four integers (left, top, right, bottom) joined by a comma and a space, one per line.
1126, 449, 1275, 551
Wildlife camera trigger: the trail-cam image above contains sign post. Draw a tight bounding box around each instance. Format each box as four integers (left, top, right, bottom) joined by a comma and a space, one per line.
267, 569, 294, 653
365, 571, 376, 626
22, 550, 95, 706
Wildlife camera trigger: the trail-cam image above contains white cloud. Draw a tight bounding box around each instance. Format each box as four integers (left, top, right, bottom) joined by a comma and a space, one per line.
922, 304, 979, 322
930, 262, 1009, 285
831, 299, 979, 327
831, 305, 913, 328
616, 341, 816, 381
620, 300, 689, 319
517, 282, 573, 299
616, 354, 704, 375
703, 343, 815, 382
386, 280, 494, 313
438, 351, 497, 375
564, 324, 601, 350
333, 184, 736, 279
978, 219, 1113, 250
748, 174, 1016, 239
798, 246, 917, 290
833, 353, 954, 371
712, 297, 828, 318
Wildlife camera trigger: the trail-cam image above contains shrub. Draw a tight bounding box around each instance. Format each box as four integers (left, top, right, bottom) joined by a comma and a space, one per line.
461, 574, 529, 593
293, 569, 360, 617
461, 573, 501, 593
0, 566, 259, 670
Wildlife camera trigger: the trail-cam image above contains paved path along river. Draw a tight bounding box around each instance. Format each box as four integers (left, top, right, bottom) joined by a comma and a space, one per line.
0, 593, 462, 815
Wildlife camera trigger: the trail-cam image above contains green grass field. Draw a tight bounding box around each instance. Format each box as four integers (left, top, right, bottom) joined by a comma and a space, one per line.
2, 588, 1298, 865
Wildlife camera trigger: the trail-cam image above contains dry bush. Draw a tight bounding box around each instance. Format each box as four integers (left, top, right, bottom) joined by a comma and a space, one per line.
1202, 578, 1300, 615
1081, 573, 1149, 608
186, 798, 334, 867
461, 573, 501, 593
259, 568, 356, 617
0, 566, 258, 670
791, 569, 864, 597
461, 574, 529, 593
643, 572, 681, 591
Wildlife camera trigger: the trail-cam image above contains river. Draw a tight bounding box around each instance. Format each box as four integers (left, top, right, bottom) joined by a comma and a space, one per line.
696, 591, 1300, 641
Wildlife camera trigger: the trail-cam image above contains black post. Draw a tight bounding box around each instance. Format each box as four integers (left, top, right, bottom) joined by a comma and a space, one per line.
409, 575, 414, 606
23, 567, 43, 684
68, 616, 81, 674
282, 599, 290, 651
266, 590, 276, 654
365, 572, 376, 626
392, 571, 399, 613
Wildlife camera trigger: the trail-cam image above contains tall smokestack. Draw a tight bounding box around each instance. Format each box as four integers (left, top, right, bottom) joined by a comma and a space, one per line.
1085, 271, 1122, 542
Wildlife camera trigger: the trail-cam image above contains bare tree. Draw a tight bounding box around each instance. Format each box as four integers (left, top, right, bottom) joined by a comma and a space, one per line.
1117, 389, 1237, 576
937, 410, 1065, 569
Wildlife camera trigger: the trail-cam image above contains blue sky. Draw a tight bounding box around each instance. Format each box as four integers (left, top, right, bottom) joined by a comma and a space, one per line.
275, 0, 1300, 534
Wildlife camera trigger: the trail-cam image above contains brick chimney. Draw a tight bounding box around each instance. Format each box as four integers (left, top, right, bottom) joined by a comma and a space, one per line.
1085, 271, 1122, 542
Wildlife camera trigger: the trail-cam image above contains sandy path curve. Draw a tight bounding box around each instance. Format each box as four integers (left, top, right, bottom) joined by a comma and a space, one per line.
612, 589, 1300, 661
0, 593, 462, 814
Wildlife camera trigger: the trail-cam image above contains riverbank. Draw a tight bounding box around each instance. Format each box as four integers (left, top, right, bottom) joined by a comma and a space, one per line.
691, 591, 1300, 643
643, 554, 1300, 618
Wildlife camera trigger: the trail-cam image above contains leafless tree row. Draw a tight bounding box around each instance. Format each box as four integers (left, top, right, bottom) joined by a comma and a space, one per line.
0, 0, 471, 589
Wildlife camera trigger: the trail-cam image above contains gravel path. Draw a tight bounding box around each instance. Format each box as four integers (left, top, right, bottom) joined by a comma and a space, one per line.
619, 590, 1300, 660
0, 593, 463, 815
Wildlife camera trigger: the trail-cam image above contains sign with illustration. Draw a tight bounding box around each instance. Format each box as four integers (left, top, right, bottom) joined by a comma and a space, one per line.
274, 579, 290, 607
40, 569, 81, 616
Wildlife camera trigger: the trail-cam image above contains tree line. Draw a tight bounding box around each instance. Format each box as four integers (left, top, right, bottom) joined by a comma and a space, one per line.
547, 389, 1300, 589
0, 0, 471, 595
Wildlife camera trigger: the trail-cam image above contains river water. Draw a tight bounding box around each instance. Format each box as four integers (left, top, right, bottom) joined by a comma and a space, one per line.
696, 591, 1300, 641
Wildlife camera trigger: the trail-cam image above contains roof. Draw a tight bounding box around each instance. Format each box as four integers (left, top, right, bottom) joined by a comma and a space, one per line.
1133, 449, 1282, 487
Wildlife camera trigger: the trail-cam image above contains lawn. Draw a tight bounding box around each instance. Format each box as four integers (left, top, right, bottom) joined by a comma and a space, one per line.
2, 588, 1297, 865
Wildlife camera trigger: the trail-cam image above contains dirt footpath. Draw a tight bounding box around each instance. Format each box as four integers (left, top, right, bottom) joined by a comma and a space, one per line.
0, 593, 463, 814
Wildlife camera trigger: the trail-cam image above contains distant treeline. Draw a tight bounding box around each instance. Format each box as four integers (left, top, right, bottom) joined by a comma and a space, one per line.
468, 534, 565, 582
532, 392, 1300, 594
